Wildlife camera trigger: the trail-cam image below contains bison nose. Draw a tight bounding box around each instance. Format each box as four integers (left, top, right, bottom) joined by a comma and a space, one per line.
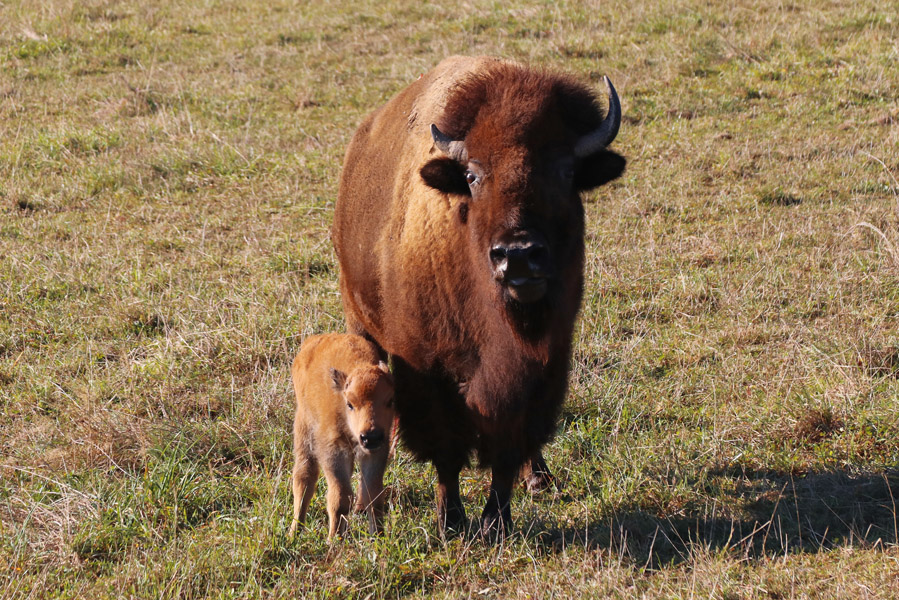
490, 237, 551, 303
359, 429, 385, 450
490, 240, 550, 282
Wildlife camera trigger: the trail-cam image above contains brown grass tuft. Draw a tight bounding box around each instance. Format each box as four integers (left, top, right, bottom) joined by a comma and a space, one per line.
793, 407, 844, 444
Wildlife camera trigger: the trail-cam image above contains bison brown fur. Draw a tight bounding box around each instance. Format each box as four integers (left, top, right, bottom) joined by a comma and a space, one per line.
332, 56, 625, 536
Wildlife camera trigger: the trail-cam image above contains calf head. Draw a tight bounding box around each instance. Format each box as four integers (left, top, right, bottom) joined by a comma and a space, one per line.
419, 65, 626, 313
330, 362, 395, 452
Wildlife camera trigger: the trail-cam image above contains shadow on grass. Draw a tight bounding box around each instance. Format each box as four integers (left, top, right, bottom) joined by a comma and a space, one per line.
526, 468, 899, 568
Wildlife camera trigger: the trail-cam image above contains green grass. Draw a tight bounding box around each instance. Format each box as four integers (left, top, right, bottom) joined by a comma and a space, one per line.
2, 0, 899, 597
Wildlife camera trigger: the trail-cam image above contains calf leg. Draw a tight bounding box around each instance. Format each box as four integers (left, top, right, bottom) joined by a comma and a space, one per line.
323, 452, 355, 539
289, 447, 319, 537
356, 445, 390, 534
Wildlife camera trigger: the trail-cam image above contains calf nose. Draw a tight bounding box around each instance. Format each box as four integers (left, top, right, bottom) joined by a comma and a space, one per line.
490, 240, 550, 282
359, 429, 385, 450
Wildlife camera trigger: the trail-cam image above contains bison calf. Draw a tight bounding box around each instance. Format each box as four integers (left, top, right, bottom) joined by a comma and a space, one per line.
288, 333, 395, 539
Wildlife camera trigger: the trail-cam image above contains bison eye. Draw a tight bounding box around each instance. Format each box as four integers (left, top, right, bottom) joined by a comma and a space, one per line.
465, 171, 478, 186
346, 401, 354, 411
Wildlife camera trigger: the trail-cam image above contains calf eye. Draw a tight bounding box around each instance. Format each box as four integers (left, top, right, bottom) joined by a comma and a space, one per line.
465, 171, 478, 186
346, 401, 354, 411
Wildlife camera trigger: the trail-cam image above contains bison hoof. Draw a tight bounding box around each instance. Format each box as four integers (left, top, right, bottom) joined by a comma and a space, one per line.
524, 468, 558, 494
479, 512, 512, 542
439, 505, 468, 537
479, 500, 512, 541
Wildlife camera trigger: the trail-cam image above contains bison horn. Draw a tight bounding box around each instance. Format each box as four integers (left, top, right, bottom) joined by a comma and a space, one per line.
574, 76, 621, 158
430, 124, 468, 163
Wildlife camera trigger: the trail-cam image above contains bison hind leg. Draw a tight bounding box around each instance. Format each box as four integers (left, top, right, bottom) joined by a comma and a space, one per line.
290, 441, 320, 537
520, 451, 560, 494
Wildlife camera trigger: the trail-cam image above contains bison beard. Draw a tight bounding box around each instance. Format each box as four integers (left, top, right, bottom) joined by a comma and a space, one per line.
332, 56, 625, 537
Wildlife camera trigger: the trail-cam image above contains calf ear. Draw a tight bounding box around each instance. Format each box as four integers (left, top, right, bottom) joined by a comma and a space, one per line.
329, 367, 347, 392
420, 157, 471, 196
377, 360, 395, 386
574, 150, 626, 191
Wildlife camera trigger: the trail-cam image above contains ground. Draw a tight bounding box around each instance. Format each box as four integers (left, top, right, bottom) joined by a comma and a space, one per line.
1, 0, 898, 597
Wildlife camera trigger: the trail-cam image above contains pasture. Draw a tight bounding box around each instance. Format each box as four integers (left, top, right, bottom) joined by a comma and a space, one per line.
1, 0, 898, 597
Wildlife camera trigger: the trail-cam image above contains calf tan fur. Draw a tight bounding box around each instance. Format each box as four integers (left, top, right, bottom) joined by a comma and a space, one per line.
289, 334, 395, 538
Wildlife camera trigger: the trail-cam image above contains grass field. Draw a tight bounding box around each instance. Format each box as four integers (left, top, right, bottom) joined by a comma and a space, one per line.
2, 0, 899, 597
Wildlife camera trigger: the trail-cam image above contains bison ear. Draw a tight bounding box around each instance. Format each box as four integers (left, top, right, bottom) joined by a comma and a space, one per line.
329, 367, 347, 392
574, 150, 626, 191
420, 157, 471, 196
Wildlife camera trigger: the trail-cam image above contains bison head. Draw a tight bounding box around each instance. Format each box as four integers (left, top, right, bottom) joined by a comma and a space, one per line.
330, 362, 395, 453
419, 66, 626, 308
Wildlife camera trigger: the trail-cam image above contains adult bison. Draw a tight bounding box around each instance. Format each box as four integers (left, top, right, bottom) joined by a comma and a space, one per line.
332, 56, 625, 536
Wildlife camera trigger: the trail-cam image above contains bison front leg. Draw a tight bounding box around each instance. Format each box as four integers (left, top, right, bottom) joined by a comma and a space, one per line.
481, 465, 516, 539
356, 446, 389, 534
323, 453, 355, 539
435, 462, 467, 535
